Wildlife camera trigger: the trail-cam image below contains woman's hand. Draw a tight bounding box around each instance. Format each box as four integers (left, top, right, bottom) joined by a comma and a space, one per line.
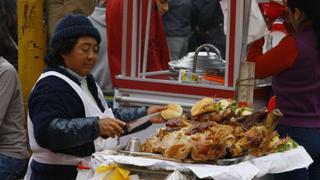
147, 105, 167, 123
147, 105, 166, 114
98, 118, 126, 138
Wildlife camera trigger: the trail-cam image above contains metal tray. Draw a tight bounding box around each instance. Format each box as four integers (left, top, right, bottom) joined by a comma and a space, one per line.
117, 149, 245, 166
215, 156, 246, 165
118, 149, 162, 157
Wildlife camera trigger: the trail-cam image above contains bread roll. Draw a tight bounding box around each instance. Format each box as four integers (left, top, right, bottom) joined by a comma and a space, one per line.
161, 104, 183, 120
191, 97, 214, 116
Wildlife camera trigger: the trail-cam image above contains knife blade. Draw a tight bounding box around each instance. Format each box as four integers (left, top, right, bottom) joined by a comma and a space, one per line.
126, 112, 161, 132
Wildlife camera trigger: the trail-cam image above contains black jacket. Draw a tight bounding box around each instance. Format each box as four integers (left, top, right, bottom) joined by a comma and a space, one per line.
29, 66, 149, 156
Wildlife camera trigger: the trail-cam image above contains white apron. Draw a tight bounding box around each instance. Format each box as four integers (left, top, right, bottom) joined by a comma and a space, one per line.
24, 71, 117, 179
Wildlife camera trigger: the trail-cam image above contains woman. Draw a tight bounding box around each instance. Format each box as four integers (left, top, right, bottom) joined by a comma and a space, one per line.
247, 0, 320, 179
26, 14, 165, 180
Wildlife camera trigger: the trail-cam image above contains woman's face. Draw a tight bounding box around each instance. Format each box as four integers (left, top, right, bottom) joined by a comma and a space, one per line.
283, 1, 304, 32
62, 36, 98, 76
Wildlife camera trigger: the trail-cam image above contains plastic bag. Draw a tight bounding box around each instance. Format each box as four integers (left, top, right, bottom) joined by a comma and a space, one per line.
219, 0, 269, 44
76, 169, 92, 180
90, 160, 130, 180
76, 163, 94, 180
247, 0, 270, 44
165, 170, 187, 180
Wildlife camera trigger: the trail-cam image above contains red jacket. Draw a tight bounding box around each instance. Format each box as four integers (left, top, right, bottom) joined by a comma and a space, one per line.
106, 0, 170, 85
247, 35, 297, 79
245, 23, 318, 79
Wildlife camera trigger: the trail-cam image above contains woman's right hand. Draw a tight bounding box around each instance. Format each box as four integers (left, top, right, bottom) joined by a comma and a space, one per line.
98, 118, 126, 138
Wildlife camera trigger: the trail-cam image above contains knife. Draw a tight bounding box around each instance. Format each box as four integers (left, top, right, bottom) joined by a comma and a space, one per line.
126, 112, 161, 132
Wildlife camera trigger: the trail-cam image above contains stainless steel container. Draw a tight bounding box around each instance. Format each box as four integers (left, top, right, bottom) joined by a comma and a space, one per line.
168, 44, 225, 79
124, 137, 141, 152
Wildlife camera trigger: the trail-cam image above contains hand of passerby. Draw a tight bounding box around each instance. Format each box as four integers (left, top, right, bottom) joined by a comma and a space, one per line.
98, 118, 126, 138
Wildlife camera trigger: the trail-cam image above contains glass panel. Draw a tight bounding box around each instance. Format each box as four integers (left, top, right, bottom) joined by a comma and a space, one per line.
148, 0, 229, 86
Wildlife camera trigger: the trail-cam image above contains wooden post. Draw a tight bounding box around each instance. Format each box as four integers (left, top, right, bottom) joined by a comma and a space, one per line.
235, 0, 255, 106
18, 0, 46, 105
236, 61, 255, 106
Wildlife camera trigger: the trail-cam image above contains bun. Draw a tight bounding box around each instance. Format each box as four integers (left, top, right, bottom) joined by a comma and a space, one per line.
161, 104, 183, 120
191, 98, 214, 116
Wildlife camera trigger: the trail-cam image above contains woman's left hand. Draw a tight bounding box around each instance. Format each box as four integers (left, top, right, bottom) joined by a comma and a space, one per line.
147, 105, 166, 123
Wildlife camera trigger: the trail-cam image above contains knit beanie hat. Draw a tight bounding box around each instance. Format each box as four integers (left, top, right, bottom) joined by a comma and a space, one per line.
50, 14, 101, 46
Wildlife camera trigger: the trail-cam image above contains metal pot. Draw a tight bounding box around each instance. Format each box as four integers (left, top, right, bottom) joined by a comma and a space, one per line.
168, 44, 226, 75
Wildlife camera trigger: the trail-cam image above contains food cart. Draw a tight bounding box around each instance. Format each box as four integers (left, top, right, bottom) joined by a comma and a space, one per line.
111, 0, 287, 107
112, 0, 271, 110
79, 0, 314, 180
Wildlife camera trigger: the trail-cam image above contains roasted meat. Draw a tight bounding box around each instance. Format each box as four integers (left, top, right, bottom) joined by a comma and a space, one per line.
141, 98, 285, 162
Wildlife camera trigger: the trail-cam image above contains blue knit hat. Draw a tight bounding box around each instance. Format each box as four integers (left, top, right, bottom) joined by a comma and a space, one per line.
50, 14, 101, 46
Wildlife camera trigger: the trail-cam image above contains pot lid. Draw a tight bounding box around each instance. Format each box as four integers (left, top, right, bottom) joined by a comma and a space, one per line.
169, 51, 226, 71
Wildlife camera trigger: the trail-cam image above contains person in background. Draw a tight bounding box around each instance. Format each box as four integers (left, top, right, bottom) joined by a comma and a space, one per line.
189, 0, 226, 59
46, 0, 96, 40
247, 0, 320, 179
155, 0, 169, 16
0, 57, 29, 180
89, 0, 114, 96
0, 1, 29, 180
0, 59, 29, 179
0, 0, 18, 70
106, 0, 170, 85
162, 0, 193, 60
25, 14, 165, 180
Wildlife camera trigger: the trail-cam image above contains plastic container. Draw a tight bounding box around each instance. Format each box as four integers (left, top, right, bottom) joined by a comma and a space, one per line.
202, 74, 224, 85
